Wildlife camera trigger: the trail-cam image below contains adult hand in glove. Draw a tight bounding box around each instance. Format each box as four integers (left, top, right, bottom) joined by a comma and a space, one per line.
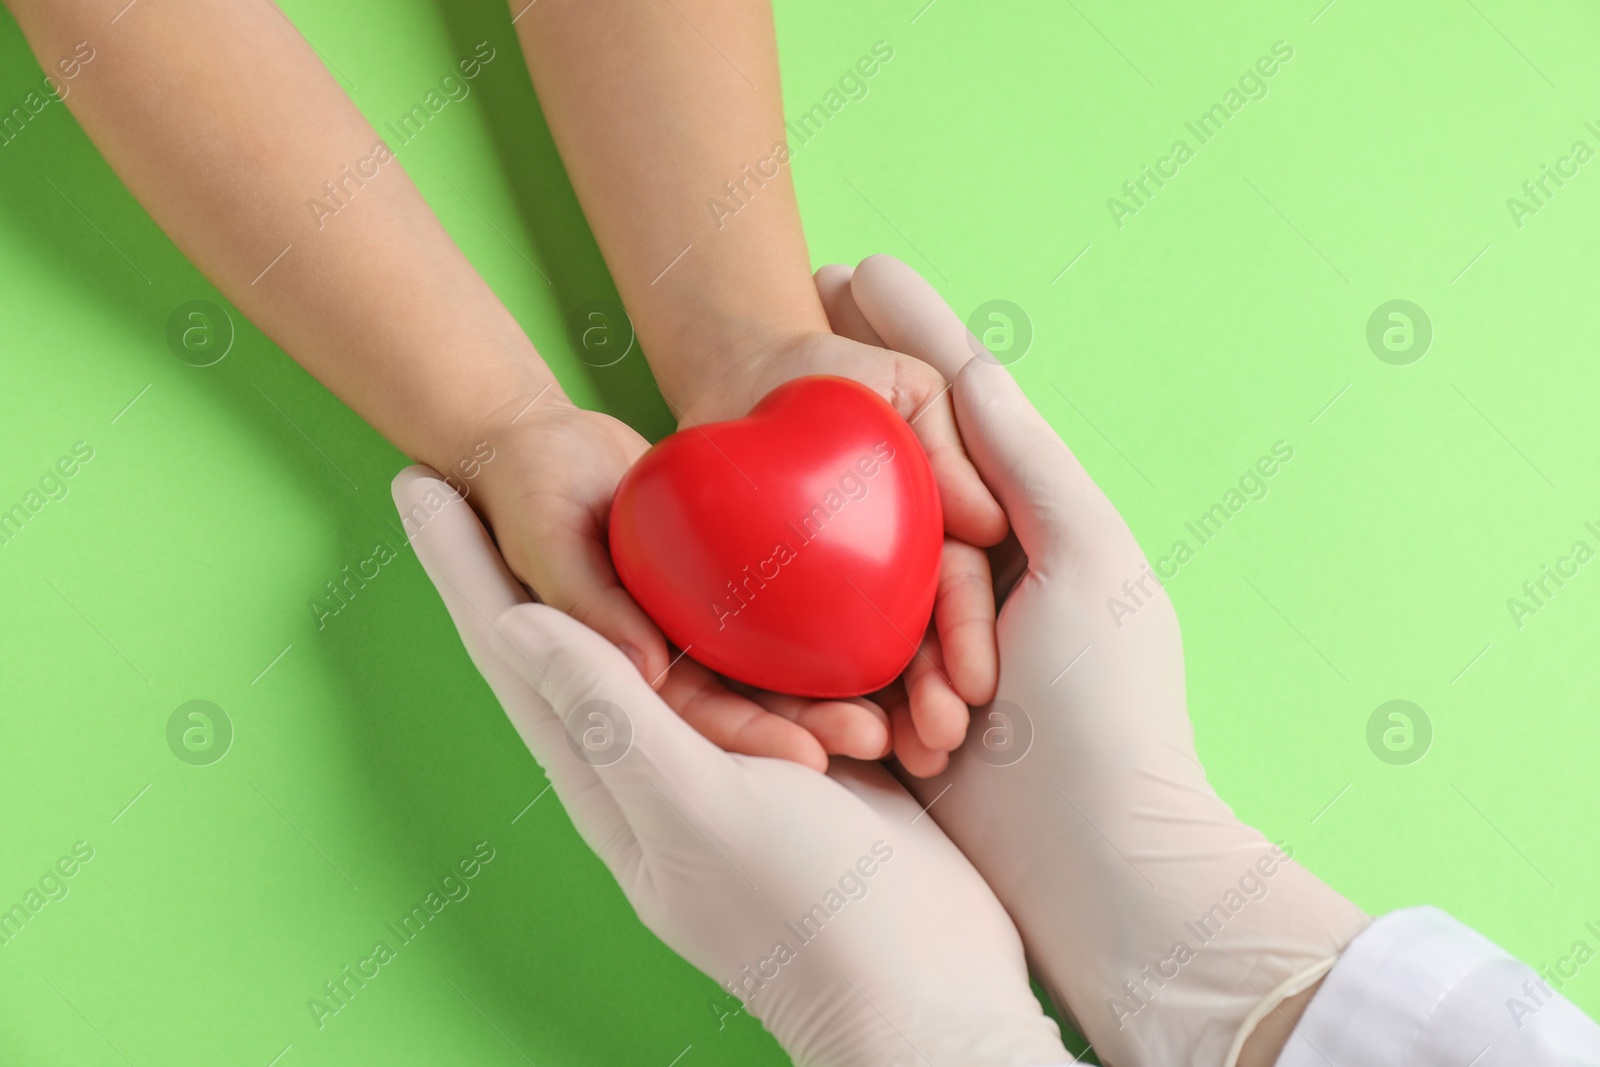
390, 467, 1071, 1067
832, 254, 1372, 1067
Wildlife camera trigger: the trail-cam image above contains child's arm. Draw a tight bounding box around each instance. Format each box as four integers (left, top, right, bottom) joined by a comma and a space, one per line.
510, 0, 820, 408
9, 0, 550, 471
513, 0, 1009, 772
6, 0, 885, 768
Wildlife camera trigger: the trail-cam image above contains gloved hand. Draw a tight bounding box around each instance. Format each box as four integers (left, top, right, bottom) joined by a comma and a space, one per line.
391, 467, 1071, 1067
832, 254, 1373, 1067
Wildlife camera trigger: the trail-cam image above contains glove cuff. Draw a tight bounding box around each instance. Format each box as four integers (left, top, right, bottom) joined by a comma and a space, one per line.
1220, 955, 1341, 1067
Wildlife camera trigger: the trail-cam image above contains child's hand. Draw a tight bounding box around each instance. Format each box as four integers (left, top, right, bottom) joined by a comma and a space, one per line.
455, 393, 891, 772
674, 274, 1010, 777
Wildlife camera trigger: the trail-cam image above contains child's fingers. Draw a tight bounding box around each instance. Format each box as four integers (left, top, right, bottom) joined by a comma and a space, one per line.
816, 263, 1009, 548
495, 603, 736, 805
904, 627, 971, 755
935, 537, 999, 707
892, 352, 1010, 548
507, 491, 672, 686
750, 689, 893, 761
656, 659, 831, 773
887, 693, 951, 779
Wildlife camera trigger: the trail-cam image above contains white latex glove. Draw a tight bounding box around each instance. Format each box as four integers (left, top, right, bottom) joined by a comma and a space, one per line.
390, 467, 1070, 1067
832, 254, 1373, 1067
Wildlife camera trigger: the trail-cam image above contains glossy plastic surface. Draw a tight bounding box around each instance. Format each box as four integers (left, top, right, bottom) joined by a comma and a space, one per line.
609, 375, 943, 697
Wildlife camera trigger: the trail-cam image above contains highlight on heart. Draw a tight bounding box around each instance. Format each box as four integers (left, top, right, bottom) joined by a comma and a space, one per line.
709, 438, 898, 632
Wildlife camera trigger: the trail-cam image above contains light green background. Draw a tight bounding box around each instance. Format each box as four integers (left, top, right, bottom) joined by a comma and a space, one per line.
3, 0, 1598, 1063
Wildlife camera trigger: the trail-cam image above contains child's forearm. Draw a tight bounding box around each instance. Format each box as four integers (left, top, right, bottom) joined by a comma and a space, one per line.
512, 0, 827, 412
8, 0, 564, 470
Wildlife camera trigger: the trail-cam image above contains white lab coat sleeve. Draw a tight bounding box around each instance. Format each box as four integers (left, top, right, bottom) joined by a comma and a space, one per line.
1274, 905, 1600, 1067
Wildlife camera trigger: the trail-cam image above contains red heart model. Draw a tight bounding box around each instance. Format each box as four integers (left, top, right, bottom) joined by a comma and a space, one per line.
609, 376, 943, 698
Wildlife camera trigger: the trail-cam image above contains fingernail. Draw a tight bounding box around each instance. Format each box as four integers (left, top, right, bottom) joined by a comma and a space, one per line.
619, 643, 649, 678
